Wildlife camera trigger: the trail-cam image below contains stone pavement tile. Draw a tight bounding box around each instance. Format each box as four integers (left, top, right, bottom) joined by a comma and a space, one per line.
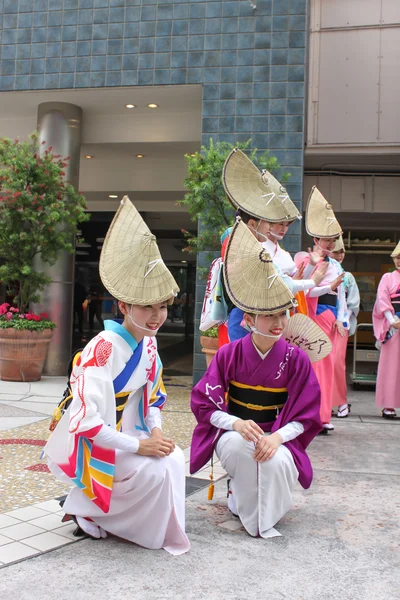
0, 534, 14, 546
0, 522, 45, 541
2, 401, 57, 416
0, 417, 47, 431
0, 515, 21, 528
6, 507, 50, 521
23, 532, 72, 552
217, 518, 245, 532
0, 541, 39, 564
28, 378, 66, 397
32, 500, 63, 513
0, 404, 46, 418
29, 514, 66, 531
14, 395, 60, 404
0, 382, 30, 396
51, 524, 80, 540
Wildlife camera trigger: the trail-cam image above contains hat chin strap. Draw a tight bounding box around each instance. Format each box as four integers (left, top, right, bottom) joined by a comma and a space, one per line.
248, 225, 268, 242
250, 315, 283, 340
267, 230, 284, 241
128, 306, 160, 334
315, 240, 333, 257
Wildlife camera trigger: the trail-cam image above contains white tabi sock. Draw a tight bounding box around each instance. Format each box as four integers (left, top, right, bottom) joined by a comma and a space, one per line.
76, 516, 107, 539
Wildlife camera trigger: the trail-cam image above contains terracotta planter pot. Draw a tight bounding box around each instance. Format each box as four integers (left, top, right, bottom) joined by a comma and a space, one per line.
0, 328, 53, 382
200, 335, 219, 368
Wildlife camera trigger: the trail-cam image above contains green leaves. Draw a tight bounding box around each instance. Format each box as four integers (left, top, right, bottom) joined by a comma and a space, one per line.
0, 133, 90, 312
179, 138, 289, 253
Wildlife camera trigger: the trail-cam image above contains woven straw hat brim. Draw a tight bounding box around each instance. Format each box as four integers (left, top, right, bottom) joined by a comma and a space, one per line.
391, 241, 400, 258
283, 313, 332, 363
99, 196, 179, 305
305, 186, 343, 239
222, 149, 301, 223
333, 235, 345, 253
223, 218, 297, 315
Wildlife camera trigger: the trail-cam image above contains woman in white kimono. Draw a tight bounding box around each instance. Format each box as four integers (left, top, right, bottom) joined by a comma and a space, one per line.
45, 197, 190, 555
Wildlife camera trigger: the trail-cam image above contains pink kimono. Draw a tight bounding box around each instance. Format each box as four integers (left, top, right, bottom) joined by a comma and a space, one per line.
372, 270, 400, 409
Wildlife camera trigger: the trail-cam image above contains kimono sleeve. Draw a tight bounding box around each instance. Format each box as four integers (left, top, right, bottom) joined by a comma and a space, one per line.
68, 335, 117, 437
191, 349, 230, 425
190, 348, 231, 474
274, 348, 322, 447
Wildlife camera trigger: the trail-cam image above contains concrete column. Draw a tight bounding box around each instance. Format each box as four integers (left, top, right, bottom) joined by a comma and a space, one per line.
34, 102, 82, 376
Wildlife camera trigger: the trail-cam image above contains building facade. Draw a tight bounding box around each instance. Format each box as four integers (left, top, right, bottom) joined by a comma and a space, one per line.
0, 0, 308, 381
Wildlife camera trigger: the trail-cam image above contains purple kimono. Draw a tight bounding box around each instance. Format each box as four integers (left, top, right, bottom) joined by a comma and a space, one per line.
191, 335, 322, 489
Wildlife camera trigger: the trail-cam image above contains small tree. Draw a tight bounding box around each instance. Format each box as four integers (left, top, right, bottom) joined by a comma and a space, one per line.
179, 138, 290, 254
0, 133, 89, 313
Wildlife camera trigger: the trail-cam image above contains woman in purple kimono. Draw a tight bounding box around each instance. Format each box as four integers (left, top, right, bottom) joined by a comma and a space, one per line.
191, 219, 323, 538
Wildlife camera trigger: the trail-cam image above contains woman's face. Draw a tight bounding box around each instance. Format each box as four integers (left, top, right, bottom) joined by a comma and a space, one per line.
268, 221, 291, 241
315, 237, 338, 255
332, 249, 345, 264
119, 301, 169, 338
245, 310, 288, 337
393, 256, 400, 270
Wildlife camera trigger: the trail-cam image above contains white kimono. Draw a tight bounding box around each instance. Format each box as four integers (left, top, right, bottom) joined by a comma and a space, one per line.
45, 320, 189, 555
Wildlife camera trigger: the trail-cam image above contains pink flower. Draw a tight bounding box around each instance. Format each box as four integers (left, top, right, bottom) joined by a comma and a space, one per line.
40, 312, 48, 319
5, 312, 13, 321
32, 315, 40, 322
26, 314, 33, 321
0, 303, 10, 316
18, 314, 25, 319
9, 307, 19, 313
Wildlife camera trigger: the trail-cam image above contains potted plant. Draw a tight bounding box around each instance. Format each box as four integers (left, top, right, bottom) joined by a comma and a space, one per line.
200, 325, 219, 367
0, 133, 88, 381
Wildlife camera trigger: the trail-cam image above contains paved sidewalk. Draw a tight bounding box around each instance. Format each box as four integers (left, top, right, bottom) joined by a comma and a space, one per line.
0, 379, 399, 599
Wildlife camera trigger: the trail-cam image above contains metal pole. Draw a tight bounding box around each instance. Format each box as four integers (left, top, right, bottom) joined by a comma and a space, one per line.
34, 102, 82, 375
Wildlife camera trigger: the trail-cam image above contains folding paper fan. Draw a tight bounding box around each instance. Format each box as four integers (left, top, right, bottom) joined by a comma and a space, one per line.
283, 313, 332, 363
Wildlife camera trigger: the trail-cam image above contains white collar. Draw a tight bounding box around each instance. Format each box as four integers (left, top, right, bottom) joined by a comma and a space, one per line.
252, 338, 273, 360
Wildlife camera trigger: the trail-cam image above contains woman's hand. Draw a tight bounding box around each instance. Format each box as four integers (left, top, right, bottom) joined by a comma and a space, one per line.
137, 429, 175, 457
330, 273, 345, 291
308, 247, 321, 266
253, 432, 283, 462
391, 321, 400, 330
333, 320, 346, 337
233, 419, 264, 443
311, 262, 328, 286
292, 263, 305, 280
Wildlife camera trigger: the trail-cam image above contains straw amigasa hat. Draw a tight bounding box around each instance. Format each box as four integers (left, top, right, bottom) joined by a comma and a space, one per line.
99, 196, 179, 305
333, 235, 345, 252
305, 186, 342, 239
223, 217, 297, 314
222, 148, 301, 223
390, 241, 400, 258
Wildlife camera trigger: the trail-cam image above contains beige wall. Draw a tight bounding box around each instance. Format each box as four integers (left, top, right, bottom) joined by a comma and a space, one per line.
303, 174, 400, 213
307, 0, 400, 149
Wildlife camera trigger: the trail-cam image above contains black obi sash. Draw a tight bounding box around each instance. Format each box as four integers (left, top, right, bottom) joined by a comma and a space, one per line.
227, 381, 288, 422
391, 297, 400, 313
318, 293, 336, 307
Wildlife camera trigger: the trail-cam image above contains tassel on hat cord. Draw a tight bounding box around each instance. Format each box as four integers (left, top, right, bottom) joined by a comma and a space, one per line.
208, 456, 214, 501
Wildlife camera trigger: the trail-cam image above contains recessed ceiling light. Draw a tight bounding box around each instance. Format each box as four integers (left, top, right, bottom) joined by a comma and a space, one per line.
109, 194, 118, 198
181, 260, 187, 264
136, 154, 144, 159
125, 104, 136, 109
85, 155, 93, 159
147, 103, 159, 109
